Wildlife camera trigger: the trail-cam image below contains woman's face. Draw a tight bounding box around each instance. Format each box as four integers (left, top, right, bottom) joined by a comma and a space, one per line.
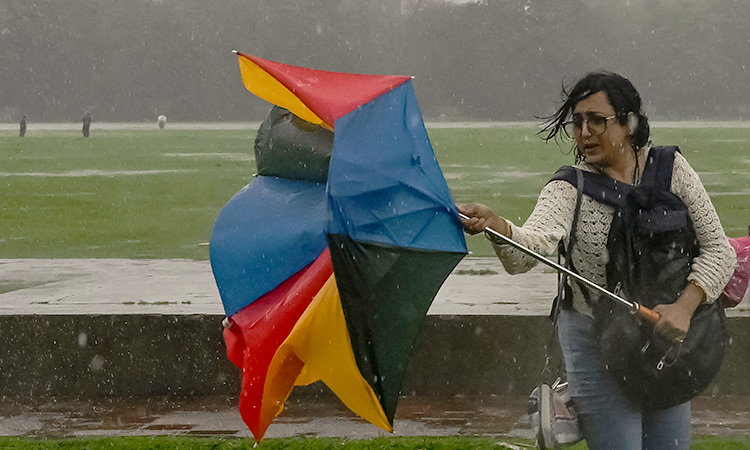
572, 91, 632, 170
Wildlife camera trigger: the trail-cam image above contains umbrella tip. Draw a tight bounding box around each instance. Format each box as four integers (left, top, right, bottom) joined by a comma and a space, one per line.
231, 49, 238, 54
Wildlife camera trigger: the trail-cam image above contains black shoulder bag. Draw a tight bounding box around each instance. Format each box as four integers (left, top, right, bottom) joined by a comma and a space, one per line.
550, 146, 728, 410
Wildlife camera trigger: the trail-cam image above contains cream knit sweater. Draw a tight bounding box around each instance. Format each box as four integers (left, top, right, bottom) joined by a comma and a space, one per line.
491, 148, 736, 316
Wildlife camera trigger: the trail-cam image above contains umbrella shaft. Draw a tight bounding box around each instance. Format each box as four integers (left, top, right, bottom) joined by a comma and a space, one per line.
458, 213, 637, 312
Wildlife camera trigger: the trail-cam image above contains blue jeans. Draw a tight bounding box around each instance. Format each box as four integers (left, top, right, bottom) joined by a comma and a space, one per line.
557, 309, 691, 450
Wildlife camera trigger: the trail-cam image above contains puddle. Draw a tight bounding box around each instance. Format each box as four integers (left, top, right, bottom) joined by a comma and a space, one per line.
165, 152, 253, 161
0, 280, 49, 294
455, 269, 499, 276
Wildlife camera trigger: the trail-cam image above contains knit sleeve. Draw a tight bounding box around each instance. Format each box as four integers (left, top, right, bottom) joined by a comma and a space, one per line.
489, 180, 578, 274
671, 152, 736, 301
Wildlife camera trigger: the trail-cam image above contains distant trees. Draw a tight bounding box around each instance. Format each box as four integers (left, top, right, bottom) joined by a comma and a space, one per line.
1, 0, 748, 122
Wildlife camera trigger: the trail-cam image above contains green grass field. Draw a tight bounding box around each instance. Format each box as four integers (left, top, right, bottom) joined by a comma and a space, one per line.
1, 126, 748, 259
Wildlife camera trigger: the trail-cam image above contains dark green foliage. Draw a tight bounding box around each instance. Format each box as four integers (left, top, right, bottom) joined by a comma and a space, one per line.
1, 0, 749, 122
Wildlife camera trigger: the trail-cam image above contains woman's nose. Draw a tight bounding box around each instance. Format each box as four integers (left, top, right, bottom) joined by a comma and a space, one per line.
580, 121, 592, 137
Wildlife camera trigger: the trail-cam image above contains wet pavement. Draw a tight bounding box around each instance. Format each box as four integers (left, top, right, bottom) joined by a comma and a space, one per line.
0, 395, 531, 439
2, 394, 750, 439
2, 257, 748, 317
1, 257, 749, 439
0, 257, 564, 316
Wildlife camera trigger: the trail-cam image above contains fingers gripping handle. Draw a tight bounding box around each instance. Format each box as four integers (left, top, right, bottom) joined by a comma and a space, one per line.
637, 304, 662, 324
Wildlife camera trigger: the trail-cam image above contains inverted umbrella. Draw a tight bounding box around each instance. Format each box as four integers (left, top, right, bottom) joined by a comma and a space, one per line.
210, 52, 467, 442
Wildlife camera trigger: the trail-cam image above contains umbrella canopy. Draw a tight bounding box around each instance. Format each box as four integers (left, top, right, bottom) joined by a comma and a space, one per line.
210, 52, 467, 442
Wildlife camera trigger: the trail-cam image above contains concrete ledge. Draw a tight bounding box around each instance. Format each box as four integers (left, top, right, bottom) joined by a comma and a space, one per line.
1, 314, 748, 400
0, 315, 232, 399
2, 258, 747, 401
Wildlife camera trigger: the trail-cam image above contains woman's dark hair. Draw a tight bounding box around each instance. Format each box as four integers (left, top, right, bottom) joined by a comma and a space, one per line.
540, 71, 650, 160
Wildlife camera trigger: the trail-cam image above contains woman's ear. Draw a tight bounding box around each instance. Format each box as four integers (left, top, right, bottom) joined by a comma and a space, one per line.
627, 113, 639, 135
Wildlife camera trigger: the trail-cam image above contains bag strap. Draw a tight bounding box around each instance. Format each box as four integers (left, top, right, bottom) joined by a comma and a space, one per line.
550, 168, 584, 322
641, 145, 678, 190
548, 146, 681, 208
542, 169, 584, 381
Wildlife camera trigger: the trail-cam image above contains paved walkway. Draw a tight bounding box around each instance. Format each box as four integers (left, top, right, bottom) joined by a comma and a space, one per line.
2, 257, 748, 317
0, 257, 562, 316
2, 394, 749, 439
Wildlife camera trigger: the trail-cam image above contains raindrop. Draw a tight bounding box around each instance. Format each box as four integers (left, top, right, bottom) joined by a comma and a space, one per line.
77, 332, 88, 347
90, 355, 105, 372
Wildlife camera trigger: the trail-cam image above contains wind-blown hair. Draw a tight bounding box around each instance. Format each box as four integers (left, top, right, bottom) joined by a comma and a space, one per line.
540, 71, 650, 162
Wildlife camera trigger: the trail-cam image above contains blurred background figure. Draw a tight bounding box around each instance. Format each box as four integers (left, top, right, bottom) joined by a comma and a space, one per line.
19, 115, 27, 137
82, 111, 92, 137
157, 114, 167, 130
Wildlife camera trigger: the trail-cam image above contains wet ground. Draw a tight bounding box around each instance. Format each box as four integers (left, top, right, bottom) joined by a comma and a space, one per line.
0, 394, 530, 439
2, 258, 747, 316
1, 257, 749, 439
2, 394, 750, 439
0, 258, 563, 316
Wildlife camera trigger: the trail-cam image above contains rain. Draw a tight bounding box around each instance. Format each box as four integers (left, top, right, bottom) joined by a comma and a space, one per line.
2, 0, 750, 445
1, 0, 749, 123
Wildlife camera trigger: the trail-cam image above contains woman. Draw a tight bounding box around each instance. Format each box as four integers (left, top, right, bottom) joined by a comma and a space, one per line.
459, 71, 735, 450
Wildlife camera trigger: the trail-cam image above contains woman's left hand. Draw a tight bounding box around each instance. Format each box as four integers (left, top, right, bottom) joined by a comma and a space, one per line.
652, 281, 706, 343
652, 302, 693, 343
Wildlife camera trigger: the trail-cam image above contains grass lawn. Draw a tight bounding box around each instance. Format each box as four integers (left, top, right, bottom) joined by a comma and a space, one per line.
1, 129, 251, 259
1, 126, 748, 259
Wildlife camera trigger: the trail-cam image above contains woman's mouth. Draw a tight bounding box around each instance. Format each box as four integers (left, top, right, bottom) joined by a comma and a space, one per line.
583, 142, 599, 153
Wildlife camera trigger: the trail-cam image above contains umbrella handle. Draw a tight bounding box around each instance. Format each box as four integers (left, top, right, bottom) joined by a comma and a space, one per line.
457, 212, 662, 324
637, 304, 662, 324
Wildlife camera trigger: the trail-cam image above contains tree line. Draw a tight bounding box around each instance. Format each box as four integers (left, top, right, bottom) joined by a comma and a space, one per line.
1, 0, 748, 123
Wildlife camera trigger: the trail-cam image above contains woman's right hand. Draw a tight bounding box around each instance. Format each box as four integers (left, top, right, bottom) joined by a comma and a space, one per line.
457, 203, 509, 236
